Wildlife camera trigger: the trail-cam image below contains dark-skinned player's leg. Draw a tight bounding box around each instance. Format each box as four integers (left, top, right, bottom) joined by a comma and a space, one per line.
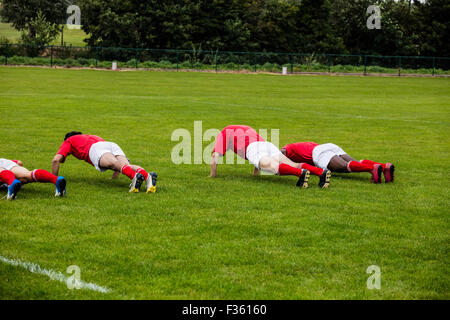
327, 155, 382, 183
341, 154, 394, 183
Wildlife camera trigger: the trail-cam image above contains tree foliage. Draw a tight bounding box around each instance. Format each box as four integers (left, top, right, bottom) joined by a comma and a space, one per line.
0, 0, 69, 46
2, 0, 448, 56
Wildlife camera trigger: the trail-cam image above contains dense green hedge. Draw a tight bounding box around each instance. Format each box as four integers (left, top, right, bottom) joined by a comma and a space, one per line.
1, 55, 449, 75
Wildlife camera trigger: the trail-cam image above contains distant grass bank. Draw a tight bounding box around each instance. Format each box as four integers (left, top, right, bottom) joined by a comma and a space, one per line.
0, 22, 87, 47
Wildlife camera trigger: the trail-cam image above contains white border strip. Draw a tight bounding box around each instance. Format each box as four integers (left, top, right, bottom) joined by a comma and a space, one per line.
0, 255, 111, 293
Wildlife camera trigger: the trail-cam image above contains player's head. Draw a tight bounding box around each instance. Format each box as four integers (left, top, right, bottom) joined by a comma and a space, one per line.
64, 131, 82, 141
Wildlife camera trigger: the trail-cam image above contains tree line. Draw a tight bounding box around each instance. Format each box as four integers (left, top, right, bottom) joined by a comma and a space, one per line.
1, 0, 449, 57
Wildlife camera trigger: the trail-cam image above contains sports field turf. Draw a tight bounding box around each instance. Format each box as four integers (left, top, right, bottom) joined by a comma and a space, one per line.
0, 66, 449, 299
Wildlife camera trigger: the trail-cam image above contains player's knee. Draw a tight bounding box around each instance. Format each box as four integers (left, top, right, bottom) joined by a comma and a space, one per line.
258, 157, 271, 169
270, 160, 279, 173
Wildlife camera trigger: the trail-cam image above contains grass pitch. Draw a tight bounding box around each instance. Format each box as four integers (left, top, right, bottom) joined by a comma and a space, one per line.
0, 67, 449, 299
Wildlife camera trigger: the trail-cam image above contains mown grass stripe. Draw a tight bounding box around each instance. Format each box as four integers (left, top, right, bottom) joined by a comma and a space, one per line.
0, 255, 111, 294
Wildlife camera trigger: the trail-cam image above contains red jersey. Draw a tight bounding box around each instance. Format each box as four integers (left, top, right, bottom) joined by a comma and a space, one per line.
282, 142, 319, 165
213, 125, 264, 159
57, 134, 104, 164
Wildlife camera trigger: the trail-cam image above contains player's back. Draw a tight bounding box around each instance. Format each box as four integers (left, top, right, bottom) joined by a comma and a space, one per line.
65, 134, 104, 160
283, 142, 318, 164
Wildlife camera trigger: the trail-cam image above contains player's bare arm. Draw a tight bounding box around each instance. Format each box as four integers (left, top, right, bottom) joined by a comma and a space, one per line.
111, 170, 120, 179
52, 154, 64, 176
209, 152, 220, 177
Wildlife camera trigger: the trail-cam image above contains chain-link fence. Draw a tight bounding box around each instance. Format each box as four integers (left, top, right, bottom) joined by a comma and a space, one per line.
1, 43, 449, 76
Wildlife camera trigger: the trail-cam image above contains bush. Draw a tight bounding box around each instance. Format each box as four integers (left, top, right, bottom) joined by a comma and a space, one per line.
261, 62, 281, 72
142, 61, 161, 68
2, 47, 448, 75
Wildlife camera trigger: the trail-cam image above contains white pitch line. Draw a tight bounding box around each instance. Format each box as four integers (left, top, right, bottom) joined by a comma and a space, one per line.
0, 255, 111, 294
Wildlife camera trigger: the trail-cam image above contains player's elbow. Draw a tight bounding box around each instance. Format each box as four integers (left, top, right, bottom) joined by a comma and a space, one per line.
52, 155, 63, 164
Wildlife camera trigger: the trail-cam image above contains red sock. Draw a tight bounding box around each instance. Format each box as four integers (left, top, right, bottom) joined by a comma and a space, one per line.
121, 165, 136, 180
136, 168, 148, 179
32, 169, 58, 184
347, 161, 373, 172
299, 163, 323, 176
278, 163, 303, 177
0, 170, 16, 185
360, 159, 386, 170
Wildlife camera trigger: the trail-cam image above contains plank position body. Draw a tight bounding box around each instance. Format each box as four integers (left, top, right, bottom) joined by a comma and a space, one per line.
51, 131, 157, 193
0, 158, 66, 200
209, 125, 330, 188
281, 142, 395, 183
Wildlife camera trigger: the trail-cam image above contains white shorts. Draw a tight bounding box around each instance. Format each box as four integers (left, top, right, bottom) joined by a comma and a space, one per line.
0, 158, 18, 171
88, 142, 126, 172
246, 141, 282, 169
312, 143, 347, 169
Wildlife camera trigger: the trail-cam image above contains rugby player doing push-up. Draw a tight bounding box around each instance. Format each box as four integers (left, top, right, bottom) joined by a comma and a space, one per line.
0, 158, 66, 200
210, 125, 331, 188
281, 142, 394, 183
51, 132, 157, 193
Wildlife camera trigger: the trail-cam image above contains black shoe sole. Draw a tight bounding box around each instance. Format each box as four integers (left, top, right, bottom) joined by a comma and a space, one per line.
56, 178, 66, 196
150, 172, 157, 185
374, 165, 383, 184
389, 164, 395, 183
10, 182, 22, 200
296, 170, 310, 188
135, 173, 145, 191
319, 169, 331, 189
146, 172, 158, 193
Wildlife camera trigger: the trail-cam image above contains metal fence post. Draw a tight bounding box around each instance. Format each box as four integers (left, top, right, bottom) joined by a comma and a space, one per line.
50, 45, 53, 67
363, 55, 367, 75
327, 54, 331, 73
253, 53, 257, 73
398, 56, 401, 76
177, 51, 179, 71
215, 52, 218, 73
135, 49, 139, 69
289, 54, 293, 74
432, 57, 435, 76
5, 43, 8, 65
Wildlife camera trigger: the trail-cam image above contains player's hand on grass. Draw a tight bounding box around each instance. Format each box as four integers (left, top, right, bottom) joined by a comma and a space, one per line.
111, 171, 120, 179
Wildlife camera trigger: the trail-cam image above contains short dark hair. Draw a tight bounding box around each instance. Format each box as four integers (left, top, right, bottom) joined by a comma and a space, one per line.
64, 131, 82, 141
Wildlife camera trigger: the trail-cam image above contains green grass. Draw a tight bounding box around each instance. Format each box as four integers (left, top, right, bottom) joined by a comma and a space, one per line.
0, 22, 87, 46
0, 22, 21, 42
0, 67, 449, 299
